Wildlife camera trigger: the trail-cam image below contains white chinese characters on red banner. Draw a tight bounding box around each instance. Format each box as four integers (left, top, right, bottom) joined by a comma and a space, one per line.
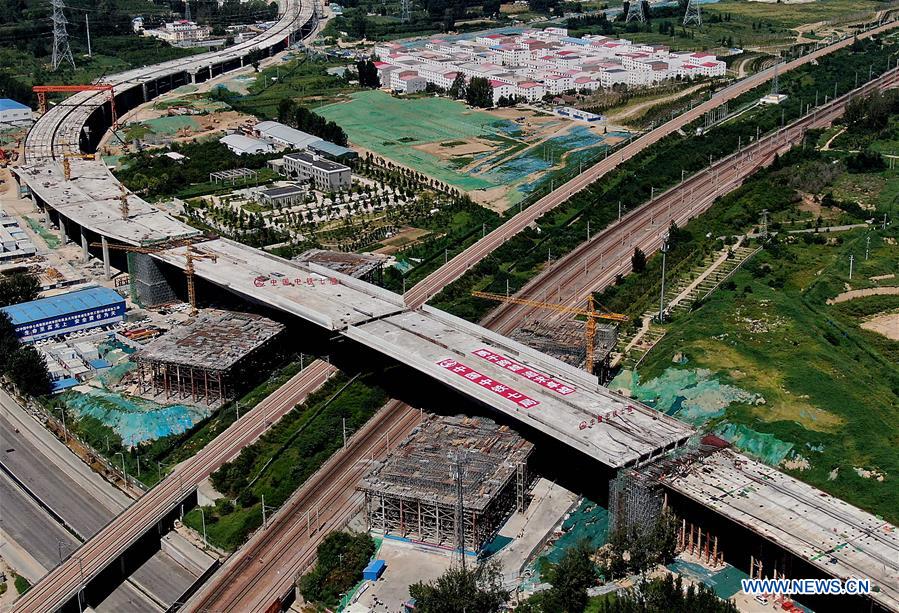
253, 275, 340, 288
471, 348, 575, 395
437, 358, 540, 409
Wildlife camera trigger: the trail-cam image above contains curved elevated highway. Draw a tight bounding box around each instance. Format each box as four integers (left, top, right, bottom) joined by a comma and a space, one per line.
17, 0, 315, 247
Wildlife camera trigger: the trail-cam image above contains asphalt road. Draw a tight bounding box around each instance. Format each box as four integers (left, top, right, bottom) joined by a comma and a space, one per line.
0, 471, 77, 579
0, 389, 206, 609
404, 19, 899, 308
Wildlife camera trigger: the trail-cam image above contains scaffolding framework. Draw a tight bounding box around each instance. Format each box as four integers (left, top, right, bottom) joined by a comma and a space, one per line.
135, 310, 285, 406
129, 252, 178, 307
361, 416, 533, 553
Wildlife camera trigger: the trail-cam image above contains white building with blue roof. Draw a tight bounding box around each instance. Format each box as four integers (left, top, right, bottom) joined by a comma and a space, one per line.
0, 286, 126, 342
0, 98, 33, 125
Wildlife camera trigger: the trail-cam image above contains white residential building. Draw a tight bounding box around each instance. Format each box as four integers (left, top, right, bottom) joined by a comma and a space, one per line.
371, 27, 727, 105
143, 20, 211, 45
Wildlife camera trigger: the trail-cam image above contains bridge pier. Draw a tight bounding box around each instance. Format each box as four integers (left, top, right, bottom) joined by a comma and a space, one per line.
101, 236, 111, 278
81, 232, 88, 263
59, 217, 67, 244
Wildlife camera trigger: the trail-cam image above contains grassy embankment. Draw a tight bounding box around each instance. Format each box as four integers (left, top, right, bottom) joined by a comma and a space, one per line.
183, 373, 388, 550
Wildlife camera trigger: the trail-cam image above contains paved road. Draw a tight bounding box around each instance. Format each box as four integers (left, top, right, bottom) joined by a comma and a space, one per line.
0, 388, 206, 610
404, 19, 899, 309
14, 360, 336, 612
184, 399, 422, 612
0, 471, 77, 580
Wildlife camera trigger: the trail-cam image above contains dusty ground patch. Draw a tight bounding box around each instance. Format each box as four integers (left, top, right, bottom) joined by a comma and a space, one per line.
860, 312, 899, 340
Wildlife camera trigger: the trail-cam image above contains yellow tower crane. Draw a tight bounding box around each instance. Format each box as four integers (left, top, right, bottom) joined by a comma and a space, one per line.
90, 240, 217, 316
61, 153, 97, 181
471, 290, 628, 374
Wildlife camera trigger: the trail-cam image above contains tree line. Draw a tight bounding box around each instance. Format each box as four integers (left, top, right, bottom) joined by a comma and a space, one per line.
276, 98, 348, 146
0, 273, 51, 397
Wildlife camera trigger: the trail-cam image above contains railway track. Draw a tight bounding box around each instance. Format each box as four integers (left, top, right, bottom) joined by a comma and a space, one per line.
184, 399, 421, 611
403, 19, 899, 310
482, 68, 899, 335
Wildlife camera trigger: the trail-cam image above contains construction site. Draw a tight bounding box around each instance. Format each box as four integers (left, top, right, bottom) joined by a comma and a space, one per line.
360, 415, 534, 554
133, 309, 285, 406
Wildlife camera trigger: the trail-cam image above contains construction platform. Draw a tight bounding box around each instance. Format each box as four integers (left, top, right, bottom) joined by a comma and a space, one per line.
662, 449, 899, 612
150, 238, 406, 330
16, 159, 199, 246
134, 309, 285, 405
294, 248, 385, 284
347, 306, 694, 468
361, 414, 534, 552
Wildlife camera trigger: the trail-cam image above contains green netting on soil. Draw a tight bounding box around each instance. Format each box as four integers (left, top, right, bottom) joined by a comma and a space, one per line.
22, 216, 60, 249
318, 91, 503, 191
666, 560, 748, 600
715, 423, 794, 465
63, 390, 210, 447
610, 368, 762, 427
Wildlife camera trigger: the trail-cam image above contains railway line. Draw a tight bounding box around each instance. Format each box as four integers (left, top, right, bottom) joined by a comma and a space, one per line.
403, 18, 899, 309
12, 360, 335, 612
481, 68, 899, 335
184, 399, 421, 612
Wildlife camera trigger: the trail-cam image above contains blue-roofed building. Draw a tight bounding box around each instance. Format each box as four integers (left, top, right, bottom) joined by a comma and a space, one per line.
0, 98, 33, 125
0, 286, 126, 342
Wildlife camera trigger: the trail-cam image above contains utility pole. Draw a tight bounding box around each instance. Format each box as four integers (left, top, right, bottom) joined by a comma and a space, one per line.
50, 0, 76, 71
342, 417, 347, 448
659, 232, 670, 323
760, 209, 769, 240
849, 254, 855, 280
85, 14, 91, 57
865, 235, 871, 260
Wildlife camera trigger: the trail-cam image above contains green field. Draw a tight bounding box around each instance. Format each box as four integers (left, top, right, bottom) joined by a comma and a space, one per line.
604, 104, 899, 522
318, 91, 504, 190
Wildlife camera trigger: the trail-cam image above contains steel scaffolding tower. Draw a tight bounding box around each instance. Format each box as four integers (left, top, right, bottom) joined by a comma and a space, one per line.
683, 0, 701, 27
50, 0, 76, 71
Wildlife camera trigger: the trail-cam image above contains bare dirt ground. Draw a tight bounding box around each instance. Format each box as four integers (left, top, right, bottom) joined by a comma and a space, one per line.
827, 286, 899, 304
861, 312, 899, 340
372, 226, 432, 255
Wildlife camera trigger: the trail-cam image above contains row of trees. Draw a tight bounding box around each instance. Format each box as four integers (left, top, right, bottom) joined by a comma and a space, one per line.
356, 59, 381, 88
447, 74, 493, 108
409, 514, 717, 613
276, 98, 348, 146
300, 531, 376, 606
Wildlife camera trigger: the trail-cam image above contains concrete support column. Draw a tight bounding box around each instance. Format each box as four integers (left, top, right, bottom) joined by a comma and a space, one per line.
190, 72, 197, 84
59, 217, 67, 244
102, 236, 110, 279
81, 231, 89, 263
142, 82, 148, 102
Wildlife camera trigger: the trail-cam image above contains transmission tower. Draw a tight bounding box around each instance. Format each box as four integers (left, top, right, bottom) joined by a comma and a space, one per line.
759, 209, 769, 239
50, 0, 75, 71
184, 0, 191, 22
683, 0, 701, 27
625, 0, 646, 23
771, 63, 780, 96
400, 0, 411, 23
